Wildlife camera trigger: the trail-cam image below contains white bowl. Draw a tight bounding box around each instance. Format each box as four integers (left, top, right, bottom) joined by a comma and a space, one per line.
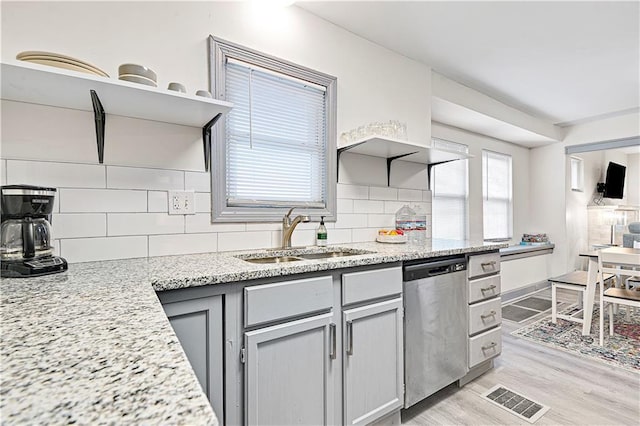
119, 74, 157, 87
118, 63, 157, 82
167, 82, 186, 93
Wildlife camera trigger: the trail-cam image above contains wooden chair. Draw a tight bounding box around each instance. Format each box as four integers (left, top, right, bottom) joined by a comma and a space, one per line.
597, 247, 640, 346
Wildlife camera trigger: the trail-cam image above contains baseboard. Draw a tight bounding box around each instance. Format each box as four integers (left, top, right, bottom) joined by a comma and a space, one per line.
501, 280, 550, 303
458, 359, 494, 387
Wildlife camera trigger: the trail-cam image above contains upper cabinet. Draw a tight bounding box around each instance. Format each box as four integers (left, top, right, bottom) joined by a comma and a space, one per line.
0, 61, 232, 170
338, 136, 472, 185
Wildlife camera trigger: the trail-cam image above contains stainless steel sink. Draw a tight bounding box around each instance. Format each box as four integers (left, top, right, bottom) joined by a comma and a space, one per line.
296, 251, 364, 260
243, 256, 303, 264
237, 248, 374, 264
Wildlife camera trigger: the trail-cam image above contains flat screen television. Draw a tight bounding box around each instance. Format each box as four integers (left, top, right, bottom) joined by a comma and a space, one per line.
603, 161, 626, 199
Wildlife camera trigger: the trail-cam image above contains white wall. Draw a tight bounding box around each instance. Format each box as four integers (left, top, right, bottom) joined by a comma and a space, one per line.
0, 1, 433, 262
431, 122, 530, 244
627, 153, 640, 207
530, 111, 640, 276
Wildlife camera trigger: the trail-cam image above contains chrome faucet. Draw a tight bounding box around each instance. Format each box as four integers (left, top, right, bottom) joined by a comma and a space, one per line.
282, 207, 310, 249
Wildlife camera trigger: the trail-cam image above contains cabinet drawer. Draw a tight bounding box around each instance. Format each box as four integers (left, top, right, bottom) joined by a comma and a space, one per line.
468, 297, 502, 336
342, 266, 402, 306
468, 326, 502, 368
468, 275, 501, 304
244, 276, 333, 327
468, 252, 500, 279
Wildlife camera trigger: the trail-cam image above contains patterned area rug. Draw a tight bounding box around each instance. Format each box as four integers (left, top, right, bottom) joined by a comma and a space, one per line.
511, 306, 640, 373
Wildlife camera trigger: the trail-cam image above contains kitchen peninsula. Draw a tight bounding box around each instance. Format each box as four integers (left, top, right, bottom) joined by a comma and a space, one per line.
0, 240, 505, 424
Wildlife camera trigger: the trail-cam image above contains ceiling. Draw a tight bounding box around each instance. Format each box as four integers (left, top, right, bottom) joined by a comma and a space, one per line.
298, 1, 640, 126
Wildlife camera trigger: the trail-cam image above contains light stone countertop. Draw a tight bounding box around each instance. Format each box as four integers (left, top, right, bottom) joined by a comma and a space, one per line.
0, 239, 506, 425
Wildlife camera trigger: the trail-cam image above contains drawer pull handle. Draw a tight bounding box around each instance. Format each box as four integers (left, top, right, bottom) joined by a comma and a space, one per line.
480, 310, 497, 320
481, 261, 497, 270
346, 320, 354, 356
329, 323, 337, 360
482, 342, 498, 351
480, 284, 497, 293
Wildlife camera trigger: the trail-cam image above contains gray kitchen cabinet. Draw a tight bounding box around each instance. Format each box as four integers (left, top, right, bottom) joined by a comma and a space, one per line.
343, 297, 404, 426
162, 296, 224, 422
244, 312, 335, 426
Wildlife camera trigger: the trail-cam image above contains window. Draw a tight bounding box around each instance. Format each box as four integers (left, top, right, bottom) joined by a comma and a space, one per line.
430, 139, 469, 240
570, 156, 584, 192
482, 150, 513, 241
209, 37, 337, 222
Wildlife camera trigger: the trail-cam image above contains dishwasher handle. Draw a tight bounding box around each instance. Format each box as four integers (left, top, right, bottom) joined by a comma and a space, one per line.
403, 257, 467, 281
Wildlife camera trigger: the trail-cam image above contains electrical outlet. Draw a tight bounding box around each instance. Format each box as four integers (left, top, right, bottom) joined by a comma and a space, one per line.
168, 190, 196, 215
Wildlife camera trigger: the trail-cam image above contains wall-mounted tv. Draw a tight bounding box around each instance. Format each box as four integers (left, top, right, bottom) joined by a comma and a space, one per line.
603, 161, 626, 199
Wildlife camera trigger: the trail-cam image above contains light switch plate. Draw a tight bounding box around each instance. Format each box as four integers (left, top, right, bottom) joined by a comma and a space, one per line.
168, 190, 196, 215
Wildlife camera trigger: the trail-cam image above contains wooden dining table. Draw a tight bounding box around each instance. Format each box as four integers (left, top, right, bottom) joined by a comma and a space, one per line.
579, 246, 640, 335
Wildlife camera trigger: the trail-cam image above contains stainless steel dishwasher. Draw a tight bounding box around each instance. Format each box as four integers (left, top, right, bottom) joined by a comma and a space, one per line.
403, 255, 468, 408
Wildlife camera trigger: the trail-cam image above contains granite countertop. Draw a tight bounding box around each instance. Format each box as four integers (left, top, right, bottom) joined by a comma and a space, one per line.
0, 239, 505, 424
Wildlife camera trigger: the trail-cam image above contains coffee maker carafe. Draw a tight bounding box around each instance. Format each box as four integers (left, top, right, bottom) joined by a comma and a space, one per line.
1, 185, 68, 277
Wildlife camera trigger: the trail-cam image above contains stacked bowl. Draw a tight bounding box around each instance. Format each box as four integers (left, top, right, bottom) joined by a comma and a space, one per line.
118, 64, 157, 87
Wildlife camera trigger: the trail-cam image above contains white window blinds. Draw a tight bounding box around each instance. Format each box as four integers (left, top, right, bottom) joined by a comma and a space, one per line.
225, 58, 327, 208
482, 150, 513, 240
431, 139, 469, 240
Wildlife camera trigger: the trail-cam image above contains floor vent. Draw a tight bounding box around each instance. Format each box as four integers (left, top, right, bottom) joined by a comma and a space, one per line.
483, 384, 550, 423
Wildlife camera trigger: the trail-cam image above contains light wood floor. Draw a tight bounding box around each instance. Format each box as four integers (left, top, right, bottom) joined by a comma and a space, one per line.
401, 289, 640, 425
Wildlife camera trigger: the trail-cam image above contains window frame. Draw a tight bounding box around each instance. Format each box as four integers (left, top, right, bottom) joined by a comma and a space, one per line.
430, 138, 469, 240
570, 156, 584, 192
482, 149, 513, 241
208, 36, 337, 222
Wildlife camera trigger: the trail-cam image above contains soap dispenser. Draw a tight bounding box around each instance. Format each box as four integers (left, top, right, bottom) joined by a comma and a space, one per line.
316, 216, 327, 246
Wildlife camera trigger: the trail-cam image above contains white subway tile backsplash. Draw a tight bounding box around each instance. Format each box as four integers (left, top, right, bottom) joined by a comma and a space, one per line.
369, 186, 398, 201
218, 231, 272, 252
327, 229, 352, 244
52, 213, 106, 239
148, 191, 168, 212
384, 201, 406, 214
367, 214, 395, 228
7, 160, 105, 188
185, 172, 210, 192
149, 233, 217, 257
107, 166, 183, 191
334, 213, 367, 229
61, 236, 147, 263
398, 189, 423, 202
246, 223, 282, 231
352, 228, 378, 243
195, 192, 212, 213
60, 189, 147, 213
186, 214, 246, 233
271, 229, 317, 248
337, 183, 369, 200
337, 199, 354, 214
353, 200, 384, 214
108, 213, 184, 236
53, 239, 60, 257
1, 160, 6, 185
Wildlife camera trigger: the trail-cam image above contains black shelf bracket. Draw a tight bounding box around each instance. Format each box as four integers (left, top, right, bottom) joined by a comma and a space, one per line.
336, 142, 367, 183
203, 113, 223, 172
427, 160, 457, 188
90, 90, 105, 164
386, 152, 418, 186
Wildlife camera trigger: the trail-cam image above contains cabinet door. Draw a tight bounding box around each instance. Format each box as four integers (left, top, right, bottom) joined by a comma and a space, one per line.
245, 312, 335, 426
343, 298, 404, 426
163, 296, 224, 421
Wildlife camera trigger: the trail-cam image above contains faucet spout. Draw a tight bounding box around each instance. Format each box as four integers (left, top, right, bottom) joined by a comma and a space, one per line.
282, 208, 310, 249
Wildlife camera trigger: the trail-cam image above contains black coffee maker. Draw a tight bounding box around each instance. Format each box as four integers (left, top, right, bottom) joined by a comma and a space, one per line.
1, 185, 68, 277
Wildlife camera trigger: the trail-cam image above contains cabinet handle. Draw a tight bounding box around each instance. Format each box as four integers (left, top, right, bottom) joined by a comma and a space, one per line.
346, 320, 354, 356
329, 323, 337, 359
481, 342, 497, 351
481, 261, 497, 270
480, 284, 497, 293
480, 310, 497, 320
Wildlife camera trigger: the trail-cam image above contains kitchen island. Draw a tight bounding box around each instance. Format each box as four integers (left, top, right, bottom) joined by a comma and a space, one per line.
0, 239, 506, 424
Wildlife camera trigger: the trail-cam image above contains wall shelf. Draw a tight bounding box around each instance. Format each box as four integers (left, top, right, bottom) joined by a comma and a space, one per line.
1, 61, 233, 170
337, 136, 472, 185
